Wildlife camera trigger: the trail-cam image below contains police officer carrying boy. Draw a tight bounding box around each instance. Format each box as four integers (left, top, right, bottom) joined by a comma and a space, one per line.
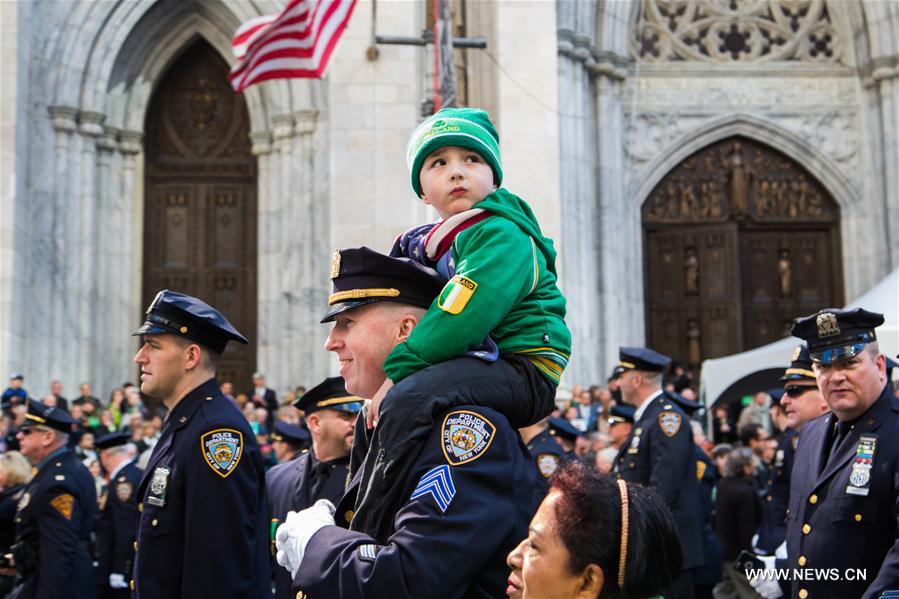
786, 308, 899, 598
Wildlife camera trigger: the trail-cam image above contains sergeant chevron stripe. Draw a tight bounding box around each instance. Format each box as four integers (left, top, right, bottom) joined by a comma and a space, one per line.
410, 465, 456, 512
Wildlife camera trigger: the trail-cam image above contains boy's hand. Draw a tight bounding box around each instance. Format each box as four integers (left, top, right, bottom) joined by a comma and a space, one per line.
367, 378, 394, 429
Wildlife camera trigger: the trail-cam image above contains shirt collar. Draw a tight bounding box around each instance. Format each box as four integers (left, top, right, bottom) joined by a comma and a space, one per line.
633, 389, 665, 423
37, 446, 69, 471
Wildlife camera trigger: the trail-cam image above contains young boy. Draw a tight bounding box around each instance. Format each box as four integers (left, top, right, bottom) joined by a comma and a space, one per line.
351, 107, 571, 540
374, 107, 569, 417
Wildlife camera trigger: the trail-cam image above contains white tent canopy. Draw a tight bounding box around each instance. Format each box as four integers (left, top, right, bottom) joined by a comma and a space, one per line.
700, 268, 899, 406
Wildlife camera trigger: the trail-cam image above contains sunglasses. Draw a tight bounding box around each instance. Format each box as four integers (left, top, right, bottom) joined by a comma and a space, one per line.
19, 426, 50, 436
784, 385, 816, 398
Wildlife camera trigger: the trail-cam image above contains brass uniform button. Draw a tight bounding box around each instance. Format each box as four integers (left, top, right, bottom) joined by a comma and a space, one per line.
798, 556, 807, 566
138, 502, 143, 512
802, 524, 811, 534
152, 518, 158, 527
809, 494, 818, 504
130, 580, 135, 591
766, 495, 772, 502
296, 591, 307, 599
854, 514, 862, 522
133, 541, 138, 551
344, 510, 354, 523
798, 589, 808, 598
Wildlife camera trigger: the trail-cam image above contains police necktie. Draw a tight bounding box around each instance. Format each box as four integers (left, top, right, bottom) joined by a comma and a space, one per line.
825, 419, 852, 470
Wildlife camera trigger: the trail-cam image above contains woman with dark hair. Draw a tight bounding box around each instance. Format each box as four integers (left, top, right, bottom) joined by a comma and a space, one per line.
507, 461, 682, 599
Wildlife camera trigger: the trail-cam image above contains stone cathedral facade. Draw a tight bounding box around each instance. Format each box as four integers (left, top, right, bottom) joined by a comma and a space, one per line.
1, 0, 896, 396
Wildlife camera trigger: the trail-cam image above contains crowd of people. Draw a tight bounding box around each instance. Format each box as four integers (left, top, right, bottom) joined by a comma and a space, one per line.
2, 103, 898, 599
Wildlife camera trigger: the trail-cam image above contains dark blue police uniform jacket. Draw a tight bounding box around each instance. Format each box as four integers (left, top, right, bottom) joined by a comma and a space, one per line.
132, 379, 270, 598
757, 427, 797, 554
11, 447, 97, 599
96, 460, 142, 582
292, 406, 537, 599
614, 393, 705, 570
267, 450, 349, 597
787, 385, 899, 599
525, 428, 567, 501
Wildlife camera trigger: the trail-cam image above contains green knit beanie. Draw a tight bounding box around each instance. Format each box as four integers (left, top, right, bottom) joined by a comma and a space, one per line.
406, 107, 503, 197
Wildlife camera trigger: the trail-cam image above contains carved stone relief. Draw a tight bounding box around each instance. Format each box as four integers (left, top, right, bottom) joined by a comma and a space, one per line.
633, 0, 845, 64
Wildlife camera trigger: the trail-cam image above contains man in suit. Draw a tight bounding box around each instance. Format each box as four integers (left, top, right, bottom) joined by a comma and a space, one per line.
130, 290, 270, 598
784, 308, 899, 598
613, 346, 705, 598
249, 372, 278, 429
94, 432, 142, 599
11, 400, 97, 599
266, 377, 360, 597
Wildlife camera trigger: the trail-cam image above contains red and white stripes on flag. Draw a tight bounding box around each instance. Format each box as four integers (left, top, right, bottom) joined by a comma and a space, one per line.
229, 0, 357, 92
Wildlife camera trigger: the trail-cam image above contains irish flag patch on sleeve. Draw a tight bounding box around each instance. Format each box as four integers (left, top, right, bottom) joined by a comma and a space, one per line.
437, 275, 478, 315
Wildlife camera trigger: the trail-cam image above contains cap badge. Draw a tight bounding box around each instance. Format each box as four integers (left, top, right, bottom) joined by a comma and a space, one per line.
816, 313, 841, 338
330, 250, 341, 279
792, 346, 802, 361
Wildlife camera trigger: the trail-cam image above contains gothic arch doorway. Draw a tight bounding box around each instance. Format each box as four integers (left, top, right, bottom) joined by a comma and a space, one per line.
642, 136, 843, 372
143, 38, 258, 387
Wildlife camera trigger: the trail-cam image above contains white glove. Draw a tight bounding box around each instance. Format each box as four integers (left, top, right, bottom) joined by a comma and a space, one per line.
748, 554, 783, 599
109, 573, 128, 589
275, 499, 336, 577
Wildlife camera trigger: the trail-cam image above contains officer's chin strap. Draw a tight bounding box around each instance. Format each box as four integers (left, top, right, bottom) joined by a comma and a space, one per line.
616, 479, 629, 590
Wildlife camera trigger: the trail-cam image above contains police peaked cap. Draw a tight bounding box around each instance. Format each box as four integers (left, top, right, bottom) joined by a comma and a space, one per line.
95, 431, 132, 450
618, 347, 671, 373
608, 404, 636, 425
790, 307, 883, 365
294, 376, 363, 414
133, 289, 248, 354
547, 416, 581, 442
270, 421, 310, 447
22, 399, 77, 433
321, 247, 445, 323
782, 344, 816, 382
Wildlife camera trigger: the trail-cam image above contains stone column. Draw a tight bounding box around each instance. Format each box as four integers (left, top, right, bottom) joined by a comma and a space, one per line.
293, 109, 329, 386
872, 58, 899, 268
557, 25, 602, 386
95, 126, 118, 394
46, 105, 78, 390
119, 130, 143, 368
75, 110, 105, 386
594, 65, 635, 370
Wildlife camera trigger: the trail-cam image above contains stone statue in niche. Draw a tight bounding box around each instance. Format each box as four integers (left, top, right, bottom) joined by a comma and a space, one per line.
686, 320, 702, 367
726, 142, 751, 218
684, 246, 699, 295
778, 249, 792, 297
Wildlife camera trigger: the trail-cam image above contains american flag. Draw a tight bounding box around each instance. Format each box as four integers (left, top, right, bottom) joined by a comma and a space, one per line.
229, 0, 357, 92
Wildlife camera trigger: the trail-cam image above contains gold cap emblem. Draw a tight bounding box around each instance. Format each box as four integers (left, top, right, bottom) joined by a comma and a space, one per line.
816, 312, 841, 338
330, 250, 341, 279
791, 345, 802, 362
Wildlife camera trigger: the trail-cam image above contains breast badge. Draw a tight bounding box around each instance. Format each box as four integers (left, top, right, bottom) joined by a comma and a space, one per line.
201, 429, 244, 478
846, 434, 876, 497
148, 466, 171, 507
441, 410, 495, 465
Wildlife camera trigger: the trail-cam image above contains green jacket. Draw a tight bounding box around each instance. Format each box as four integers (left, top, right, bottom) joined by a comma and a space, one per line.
383, 189, 571, 384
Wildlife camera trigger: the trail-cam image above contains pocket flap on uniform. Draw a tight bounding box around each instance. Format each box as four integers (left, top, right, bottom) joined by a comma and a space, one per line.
831, 495, 878, 523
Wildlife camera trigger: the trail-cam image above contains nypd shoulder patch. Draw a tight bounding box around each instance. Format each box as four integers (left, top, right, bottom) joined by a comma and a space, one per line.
441, 410, 496, 466
536, 453, 561, 478
410, 464, 456, 512
115, 481, 134, 502
659, 411, 682, 437
201, 428, 244, 478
